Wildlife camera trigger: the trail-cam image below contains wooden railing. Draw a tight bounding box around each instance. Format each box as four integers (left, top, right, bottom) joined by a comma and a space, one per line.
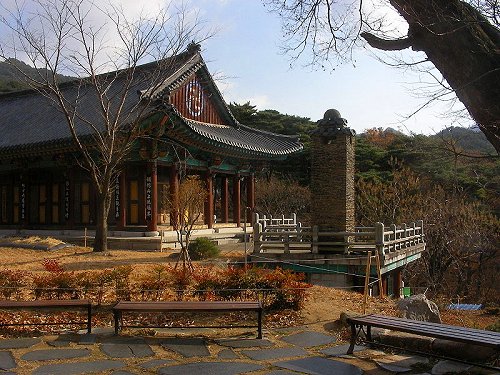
252, 217, 424, 256
255, 213, 300, 231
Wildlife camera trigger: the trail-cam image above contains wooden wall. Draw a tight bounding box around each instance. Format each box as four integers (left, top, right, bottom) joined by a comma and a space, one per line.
169, 75, 225, 124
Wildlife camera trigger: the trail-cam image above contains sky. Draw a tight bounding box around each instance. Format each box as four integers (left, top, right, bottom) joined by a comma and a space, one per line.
0, 0, 469, 135
193, 1, 467, 135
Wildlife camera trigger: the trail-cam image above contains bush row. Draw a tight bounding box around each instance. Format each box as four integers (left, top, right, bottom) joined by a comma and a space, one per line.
0, 261, 310, 311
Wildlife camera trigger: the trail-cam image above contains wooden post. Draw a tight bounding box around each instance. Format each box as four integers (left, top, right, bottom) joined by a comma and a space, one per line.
393, 269, 402, 298
402, 223, 407, 249
284, 232, 290, 253
117, 172, 127, 230
246, 174, 255, 224
390, 223, 397, 252
233, 174, 241, 226
312, 225, 319, 253
253, 222, 262, 254
363, 251, 372, 314
169, 166, 179, 230
64, 168, 75, 229
417, 220, 424, 243
204, 172, 214, 228
382, 276, 388, 297
146, 161, 158, 232
375, 250, 384, 299
221, 176, 229, 223
375, 222, 385, 256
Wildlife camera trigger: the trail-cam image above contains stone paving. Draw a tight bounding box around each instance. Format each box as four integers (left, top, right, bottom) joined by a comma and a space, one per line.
0, 329, 497, 374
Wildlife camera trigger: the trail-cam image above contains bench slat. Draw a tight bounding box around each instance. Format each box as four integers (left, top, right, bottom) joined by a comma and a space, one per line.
114, 301, 261, 312
351, 315, 499, 339
0, 300, 91, 308
349, 314, 500, 348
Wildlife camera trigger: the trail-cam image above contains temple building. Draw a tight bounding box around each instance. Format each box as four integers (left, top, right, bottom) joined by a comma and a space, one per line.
0, 44, 303, 233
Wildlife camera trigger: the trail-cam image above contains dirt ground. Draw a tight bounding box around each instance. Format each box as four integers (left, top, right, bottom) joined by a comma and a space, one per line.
0, 238, 497, 331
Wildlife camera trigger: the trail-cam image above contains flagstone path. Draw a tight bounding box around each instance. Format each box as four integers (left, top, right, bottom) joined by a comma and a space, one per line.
0, 329, 496, 374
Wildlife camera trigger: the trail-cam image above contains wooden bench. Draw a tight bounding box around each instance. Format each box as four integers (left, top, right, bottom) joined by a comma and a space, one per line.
113, 301, 263, 338
347, 314, 500, 355
0, 300, 92, 333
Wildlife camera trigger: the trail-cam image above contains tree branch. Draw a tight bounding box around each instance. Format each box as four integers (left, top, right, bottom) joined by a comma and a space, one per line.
361, 31, 413, 51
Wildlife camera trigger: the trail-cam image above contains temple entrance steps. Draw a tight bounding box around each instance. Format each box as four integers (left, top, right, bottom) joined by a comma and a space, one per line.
160, 226, 252, 249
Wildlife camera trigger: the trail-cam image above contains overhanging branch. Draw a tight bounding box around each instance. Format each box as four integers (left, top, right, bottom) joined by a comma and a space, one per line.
361, 32, 413, 51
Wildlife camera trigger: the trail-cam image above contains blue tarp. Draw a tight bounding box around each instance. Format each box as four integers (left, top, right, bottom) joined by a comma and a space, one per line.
447, 303, 482, 310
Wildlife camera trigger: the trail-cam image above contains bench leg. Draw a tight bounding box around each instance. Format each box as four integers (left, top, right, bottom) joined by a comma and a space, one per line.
87, 305, 92, 334
257, 309, 263, 339
113, 311, 120, 335
347, 324, 358, 354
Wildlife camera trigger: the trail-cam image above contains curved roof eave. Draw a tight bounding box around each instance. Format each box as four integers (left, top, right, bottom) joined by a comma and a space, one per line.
167, 113, 303, 160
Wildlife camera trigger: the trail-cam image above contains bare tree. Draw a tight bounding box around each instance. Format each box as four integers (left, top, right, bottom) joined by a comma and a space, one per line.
0, 0, 210, 251
356, 163, 500, 303
163, 175, 208, 273
265, 0, 500, 153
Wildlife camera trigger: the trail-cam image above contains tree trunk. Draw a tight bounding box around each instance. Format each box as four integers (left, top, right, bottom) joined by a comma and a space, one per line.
387, 0, 500, 152
94, 189, 111, 252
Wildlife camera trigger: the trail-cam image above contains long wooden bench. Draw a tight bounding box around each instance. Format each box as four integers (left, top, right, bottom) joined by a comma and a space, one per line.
0, 300, 92, 333
347, 314, 500, 355
113, 301, 263, 338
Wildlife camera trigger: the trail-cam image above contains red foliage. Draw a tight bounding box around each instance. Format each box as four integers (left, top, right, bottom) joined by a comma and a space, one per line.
42, 259, 64, 273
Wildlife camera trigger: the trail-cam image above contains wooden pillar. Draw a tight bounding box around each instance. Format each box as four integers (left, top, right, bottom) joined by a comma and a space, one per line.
146, 161, 158, 232
204, 172, 214, 228
169, 166, 179, 230
393, 269, 402, 298
63, 168, 75, 229
221, 176, 229, 223
382, 275, 388, 297
233, 174, 241, 226
246, 173, 255, 224
20, 176, 28, 227
117, 172, 127, 230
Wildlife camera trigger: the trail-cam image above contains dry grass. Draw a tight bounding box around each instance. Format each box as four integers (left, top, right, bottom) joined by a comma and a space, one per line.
0, 236, 64, 248
0, 245, 171, 272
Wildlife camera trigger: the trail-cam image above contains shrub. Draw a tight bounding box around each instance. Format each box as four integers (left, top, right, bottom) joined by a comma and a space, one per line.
486, 321, 500, 332
33, 259, 76, 299
137, 265, 171, 301
0, 270, 29, 299
110, 266, 133, 301
190, 265, 311, 309
188, 238, 220, 260
260, 268, 309, 311
75, 270, 113, 304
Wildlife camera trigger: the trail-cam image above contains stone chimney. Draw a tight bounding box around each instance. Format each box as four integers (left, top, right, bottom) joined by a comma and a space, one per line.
310, 109, 355, 233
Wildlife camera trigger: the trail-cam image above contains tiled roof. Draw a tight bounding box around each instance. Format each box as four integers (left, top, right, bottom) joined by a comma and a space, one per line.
182, 119, 302, 158
0, 49, 196, 157
0, 46, 303, 160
